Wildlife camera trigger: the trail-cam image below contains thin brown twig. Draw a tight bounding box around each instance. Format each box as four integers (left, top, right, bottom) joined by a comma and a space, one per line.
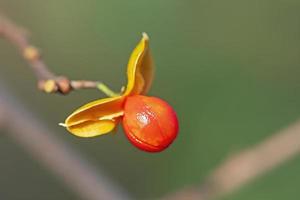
0, 16, 100, 94
165, 119, 300, 200
0, 83, 131, 200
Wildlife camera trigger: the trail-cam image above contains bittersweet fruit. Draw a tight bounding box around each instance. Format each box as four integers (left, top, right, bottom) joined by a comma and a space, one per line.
123, 95, 178, 152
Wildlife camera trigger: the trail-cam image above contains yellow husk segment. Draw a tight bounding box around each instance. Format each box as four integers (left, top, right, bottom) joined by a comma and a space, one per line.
64, 33, 154, 137
67, 120, 117, 138
124, 33, 154, 96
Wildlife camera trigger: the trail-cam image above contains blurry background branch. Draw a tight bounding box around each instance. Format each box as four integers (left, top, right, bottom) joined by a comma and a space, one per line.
0, 16, 101, 94
165, 119, 300, 200
0, 83, 131, 200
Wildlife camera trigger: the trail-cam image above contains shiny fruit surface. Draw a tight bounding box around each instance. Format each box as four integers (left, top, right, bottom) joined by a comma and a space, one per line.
122, 95, 179, 152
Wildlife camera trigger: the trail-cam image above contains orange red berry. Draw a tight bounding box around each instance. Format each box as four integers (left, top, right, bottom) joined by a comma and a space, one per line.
122, 95, 179, 152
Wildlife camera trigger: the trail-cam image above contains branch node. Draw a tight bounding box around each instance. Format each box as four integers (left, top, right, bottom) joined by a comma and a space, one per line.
38, 79, 57, 93
23, 45, 40, 61
56, 76, 72, 94
38, 77, 72, 95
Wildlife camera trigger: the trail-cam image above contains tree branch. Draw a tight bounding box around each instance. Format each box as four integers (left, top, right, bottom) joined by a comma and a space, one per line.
0, 16, 101, 94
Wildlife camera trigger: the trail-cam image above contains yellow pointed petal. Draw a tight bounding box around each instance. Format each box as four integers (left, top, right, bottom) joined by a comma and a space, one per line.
66, 120, 117, 138
65, 96, 125, 137
66, 96, 124, 126
124, 33, 154, 96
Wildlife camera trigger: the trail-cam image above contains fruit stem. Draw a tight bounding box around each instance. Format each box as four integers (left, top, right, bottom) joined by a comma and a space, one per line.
96, 82, 120, 97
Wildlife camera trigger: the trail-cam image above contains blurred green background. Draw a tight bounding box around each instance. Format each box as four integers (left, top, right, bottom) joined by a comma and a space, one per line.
1, 0, 300, 199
